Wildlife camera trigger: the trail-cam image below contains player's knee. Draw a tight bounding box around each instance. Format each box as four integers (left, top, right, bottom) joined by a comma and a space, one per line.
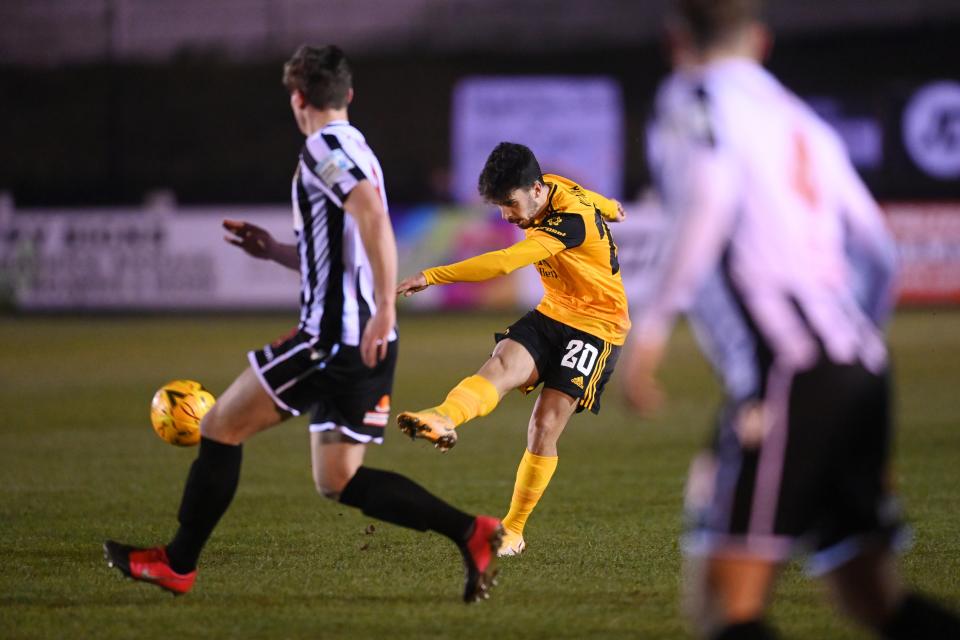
482, 352, 510, 379
529, 408, 563, 436
199, 412, 242, 445
482, 350, 526, 384
526, 420, 558, 454
823, 548, 903, 628
314, 468, 354, 501
315, 477, 345, 500
199, 405, 232, 442
315, 483, 341, 500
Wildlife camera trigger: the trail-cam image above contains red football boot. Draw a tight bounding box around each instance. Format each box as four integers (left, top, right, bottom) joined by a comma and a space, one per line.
460, 516, 504, 603
103, 540, 196, 595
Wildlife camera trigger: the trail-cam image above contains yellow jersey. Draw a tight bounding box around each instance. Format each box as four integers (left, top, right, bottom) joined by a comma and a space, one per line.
523, 174, 630, 344
423, 174, 631, 345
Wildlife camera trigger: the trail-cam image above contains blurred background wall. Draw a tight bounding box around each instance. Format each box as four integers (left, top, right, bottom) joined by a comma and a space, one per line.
2, 0, 959, 205
1, 0, 958, 310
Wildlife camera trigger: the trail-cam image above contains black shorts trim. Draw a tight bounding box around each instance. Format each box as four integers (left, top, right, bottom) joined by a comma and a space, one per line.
494, 310, 620, 414
308, 420, 385, 445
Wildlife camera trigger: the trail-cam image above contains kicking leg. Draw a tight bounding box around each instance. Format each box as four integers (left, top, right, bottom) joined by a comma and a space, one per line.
105, 367, 286, 594
397, 338, 537, 451
314, 430, 473, 538
500, 388, 577, 555
313, 431, 504, 602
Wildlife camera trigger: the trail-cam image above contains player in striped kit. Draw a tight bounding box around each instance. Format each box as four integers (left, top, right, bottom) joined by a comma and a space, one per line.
623, 1, 960, 638
104, 45, 502, 604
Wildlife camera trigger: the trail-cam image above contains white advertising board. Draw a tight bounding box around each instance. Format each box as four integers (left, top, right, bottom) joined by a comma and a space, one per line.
0, 203, 299, 310
451, 76, 624, 204
2, 198, 957, 312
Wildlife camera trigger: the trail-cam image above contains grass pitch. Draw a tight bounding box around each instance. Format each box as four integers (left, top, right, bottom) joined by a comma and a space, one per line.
0, 310, 958, 639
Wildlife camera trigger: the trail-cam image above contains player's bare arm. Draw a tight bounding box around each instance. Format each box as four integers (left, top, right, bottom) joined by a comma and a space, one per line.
343, 180, 397, 368
620, 338, 666, 417
223, 219, 299, 270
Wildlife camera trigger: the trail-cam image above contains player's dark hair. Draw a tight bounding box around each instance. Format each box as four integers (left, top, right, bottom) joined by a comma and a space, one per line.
674, 0, 763, 51
477, 142, 544, 203
282, 45, 353, 110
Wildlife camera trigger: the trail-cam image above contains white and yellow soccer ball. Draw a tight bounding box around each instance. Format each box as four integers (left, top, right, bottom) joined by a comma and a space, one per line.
149, 380, 216, 446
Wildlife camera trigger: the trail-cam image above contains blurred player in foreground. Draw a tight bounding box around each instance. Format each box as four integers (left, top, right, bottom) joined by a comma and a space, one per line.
104, 45, 502, 604
396, 142, 631, 556
623, 1, 960, 637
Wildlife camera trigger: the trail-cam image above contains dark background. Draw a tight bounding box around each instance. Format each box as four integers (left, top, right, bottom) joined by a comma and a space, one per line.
1, 3, 958, 207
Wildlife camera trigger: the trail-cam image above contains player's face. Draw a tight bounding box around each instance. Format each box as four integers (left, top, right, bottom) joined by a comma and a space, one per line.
497, 184, 545, 229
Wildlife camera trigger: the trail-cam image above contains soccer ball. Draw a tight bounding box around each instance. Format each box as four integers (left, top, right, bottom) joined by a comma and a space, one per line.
150, 380, 216, 446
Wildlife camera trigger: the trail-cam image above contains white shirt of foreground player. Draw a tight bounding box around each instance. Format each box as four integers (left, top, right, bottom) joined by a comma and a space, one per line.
639, 58, 896, 383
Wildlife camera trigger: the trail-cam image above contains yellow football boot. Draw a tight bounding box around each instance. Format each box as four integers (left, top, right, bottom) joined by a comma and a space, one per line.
396, 409, 458, 452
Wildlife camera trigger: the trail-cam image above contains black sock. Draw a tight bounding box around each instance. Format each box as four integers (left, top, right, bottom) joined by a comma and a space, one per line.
881, 593, 960, 639
339, 466, 475, 544
165, 437, 243, 574
711, 620, 777, 640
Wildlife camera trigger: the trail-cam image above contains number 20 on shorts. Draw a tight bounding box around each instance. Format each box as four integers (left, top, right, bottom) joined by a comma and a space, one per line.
561, 339, 599, 375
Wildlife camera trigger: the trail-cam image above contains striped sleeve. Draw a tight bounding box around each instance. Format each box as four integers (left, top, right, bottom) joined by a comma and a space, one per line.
300, 132, 369, 207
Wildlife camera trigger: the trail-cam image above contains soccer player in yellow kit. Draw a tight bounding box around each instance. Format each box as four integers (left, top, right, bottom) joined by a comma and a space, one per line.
396, 142, 630, 556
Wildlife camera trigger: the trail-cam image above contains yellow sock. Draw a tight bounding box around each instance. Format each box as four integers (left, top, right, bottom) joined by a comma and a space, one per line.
434, 375, 499, 427
501, 449, 559, 537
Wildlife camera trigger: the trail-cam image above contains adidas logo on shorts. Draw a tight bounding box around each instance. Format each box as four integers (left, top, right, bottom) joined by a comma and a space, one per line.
571, 376, 585, 389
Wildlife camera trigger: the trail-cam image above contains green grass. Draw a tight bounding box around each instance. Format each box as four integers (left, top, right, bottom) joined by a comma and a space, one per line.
0, 310, 957, 639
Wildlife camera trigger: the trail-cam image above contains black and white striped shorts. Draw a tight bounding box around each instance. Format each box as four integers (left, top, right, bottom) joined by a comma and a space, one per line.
683, 358, 904, 575
248, 329, 397, 444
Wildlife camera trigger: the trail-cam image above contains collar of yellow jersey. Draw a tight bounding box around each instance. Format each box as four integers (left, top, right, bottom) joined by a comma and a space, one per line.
540, 180, 560, 220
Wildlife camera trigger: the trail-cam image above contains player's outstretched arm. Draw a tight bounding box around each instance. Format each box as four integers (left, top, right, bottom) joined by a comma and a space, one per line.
416, 238, 555, 287
343, 180, 397, 368
223, 219, 299, 270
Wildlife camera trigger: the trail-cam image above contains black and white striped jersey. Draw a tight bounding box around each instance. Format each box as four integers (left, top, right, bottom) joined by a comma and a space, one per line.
640, 59, 897, 401
292, 120, 397, 349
